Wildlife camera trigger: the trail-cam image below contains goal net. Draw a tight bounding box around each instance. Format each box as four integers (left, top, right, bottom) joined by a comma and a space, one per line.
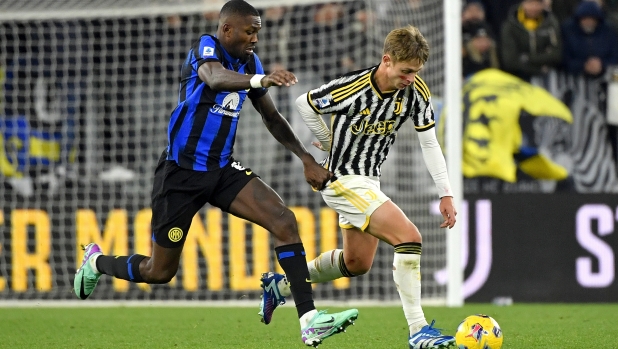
0, 0, 447, 303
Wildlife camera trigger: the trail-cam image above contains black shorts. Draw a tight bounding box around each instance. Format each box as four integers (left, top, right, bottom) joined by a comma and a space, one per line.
151, 152, 259, 248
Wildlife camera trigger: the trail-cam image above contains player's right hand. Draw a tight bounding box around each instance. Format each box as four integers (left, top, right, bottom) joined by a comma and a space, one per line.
262, 70, 298, 87
303, 160, 333, 191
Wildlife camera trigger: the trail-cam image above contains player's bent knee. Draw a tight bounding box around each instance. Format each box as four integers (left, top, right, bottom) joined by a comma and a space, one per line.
345, 258, 372, 276
392, 225, 422, 245
268, 208, 300, 243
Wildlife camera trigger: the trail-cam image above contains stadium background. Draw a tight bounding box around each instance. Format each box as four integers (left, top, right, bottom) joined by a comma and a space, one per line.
0, 0, 616, 304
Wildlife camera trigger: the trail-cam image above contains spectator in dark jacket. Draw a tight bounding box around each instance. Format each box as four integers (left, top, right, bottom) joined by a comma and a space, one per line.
500, 0, 562, 80
562, 1, 618, 77
462, 20, 500, 78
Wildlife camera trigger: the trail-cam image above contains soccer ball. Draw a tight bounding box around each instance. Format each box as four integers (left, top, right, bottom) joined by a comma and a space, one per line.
455, 314, 503, 349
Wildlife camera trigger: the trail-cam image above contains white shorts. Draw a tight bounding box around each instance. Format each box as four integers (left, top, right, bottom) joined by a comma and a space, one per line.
321, 175, 390, 231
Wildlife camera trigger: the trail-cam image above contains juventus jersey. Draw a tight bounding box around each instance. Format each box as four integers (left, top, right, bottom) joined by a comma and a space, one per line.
307, 65, 435, 178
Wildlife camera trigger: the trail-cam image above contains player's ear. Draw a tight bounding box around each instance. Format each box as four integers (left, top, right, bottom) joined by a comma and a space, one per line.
221, 23, 232, 36
383, 54, 393, 66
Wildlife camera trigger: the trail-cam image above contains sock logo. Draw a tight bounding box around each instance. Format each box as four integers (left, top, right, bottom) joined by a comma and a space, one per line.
168, 227, 183, 242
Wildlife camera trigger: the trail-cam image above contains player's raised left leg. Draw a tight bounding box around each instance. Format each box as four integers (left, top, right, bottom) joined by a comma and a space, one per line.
74, 241, 185, 299
74, 155, 204, 299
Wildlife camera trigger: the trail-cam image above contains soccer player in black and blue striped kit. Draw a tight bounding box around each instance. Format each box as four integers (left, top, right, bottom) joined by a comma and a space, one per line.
73, 1, 357, 346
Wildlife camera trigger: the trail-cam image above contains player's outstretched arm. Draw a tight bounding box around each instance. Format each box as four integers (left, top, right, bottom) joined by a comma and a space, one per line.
251, 92, 333, 190
417, 128, 457, 228
295, 93, 332, 152
198, 62, 297, 92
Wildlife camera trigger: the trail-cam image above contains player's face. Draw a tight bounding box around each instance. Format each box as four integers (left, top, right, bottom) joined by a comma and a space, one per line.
226, 15, 262, 59
386, 57, 423, 90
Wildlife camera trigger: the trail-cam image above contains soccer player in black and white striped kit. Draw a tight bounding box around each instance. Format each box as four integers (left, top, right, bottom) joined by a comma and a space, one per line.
260, 25, 458, 349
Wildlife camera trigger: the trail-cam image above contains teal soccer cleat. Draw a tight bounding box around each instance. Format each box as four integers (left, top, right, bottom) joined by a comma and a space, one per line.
301, 309, 358, 347
408, 320, 456, 349
74, 243, 103, 300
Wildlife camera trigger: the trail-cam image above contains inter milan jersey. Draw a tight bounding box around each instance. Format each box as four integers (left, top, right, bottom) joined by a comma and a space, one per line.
307, 65, 434, 178
166, 34, 267, 171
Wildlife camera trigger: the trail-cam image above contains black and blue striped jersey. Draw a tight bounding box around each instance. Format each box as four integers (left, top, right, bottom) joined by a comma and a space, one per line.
166, 34, 268, 171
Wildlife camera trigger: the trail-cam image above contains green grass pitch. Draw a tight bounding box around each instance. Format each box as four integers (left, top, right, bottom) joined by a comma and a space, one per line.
2, 304, 617, 348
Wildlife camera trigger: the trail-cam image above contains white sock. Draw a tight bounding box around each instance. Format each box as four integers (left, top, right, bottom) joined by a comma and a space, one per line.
307, 249, 349, 283
393, 252, 427, 335
89, 253, 101, 273
299, 309, 318, 328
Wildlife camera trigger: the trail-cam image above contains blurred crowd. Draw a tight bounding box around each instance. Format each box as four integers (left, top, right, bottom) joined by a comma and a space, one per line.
164, 0, 618, 194
459, 0, 618, 193
2, 0, 618, 196
461, 0, 618, 80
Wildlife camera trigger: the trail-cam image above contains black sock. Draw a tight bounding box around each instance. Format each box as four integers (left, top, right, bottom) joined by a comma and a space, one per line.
275, 243, 315, 318
394, 242, 422, 255
96, 254, 147, 283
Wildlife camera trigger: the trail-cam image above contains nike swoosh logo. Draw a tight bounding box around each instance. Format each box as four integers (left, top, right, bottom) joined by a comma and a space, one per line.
264, 279, 281, 300
79, 274, 88, 300
317, 316, 335, 324
305, 278, 312, 283
246, 171, 252, 175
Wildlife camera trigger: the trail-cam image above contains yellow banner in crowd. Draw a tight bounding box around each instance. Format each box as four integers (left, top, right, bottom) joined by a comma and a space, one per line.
460, 69, 572, 182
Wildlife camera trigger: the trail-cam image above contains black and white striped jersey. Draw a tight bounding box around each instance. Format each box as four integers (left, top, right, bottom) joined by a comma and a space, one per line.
306, 65, 435, 178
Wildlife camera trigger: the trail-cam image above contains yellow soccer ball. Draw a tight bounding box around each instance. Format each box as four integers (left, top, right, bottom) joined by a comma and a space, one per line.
455, 314, 503, 349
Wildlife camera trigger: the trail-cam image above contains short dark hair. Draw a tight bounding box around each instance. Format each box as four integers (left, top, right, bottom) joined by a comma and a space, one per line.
219, 0, 259, 19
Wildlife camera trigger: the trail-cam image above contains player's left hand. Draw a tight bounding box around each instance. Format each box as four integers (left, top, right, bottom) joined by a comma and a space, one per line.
262, 70, 298, 87
303, 160, 333, 191
439, 196, 457, 229
311, 141, 328, 152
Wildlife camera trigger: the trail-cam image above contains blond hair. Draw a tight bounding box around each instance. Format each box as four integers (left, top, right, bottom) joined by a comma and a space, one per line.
383, 25, 429, 64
